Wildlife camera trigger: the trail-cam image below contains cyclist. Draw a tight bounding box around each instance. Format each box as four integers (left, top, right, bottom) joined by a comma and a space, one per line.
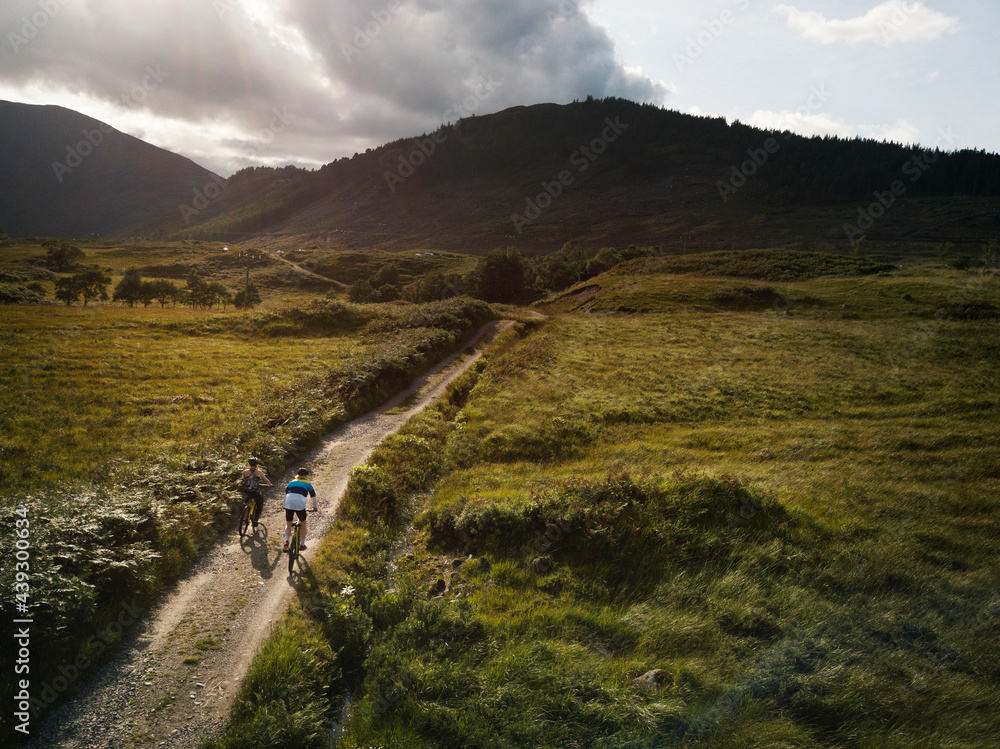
240, 456, 272, 528
283, 467, 318, 552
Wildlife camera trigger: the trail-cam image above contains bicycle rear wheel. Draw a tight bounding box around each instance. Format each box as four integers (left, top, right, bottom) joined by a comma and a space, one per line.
239, 500, 253, 539
288, 524, 300, 574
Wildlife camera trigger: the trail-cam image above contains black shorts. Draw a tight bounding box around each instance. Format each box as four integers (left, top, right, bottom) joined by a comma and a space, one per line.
285, 508, 307, 522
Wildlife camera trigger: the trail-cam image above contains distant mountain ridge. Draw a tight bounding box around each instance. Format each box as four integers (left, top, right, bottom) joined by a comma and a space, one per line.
2, 98, 998, 252
0, 100, 221, 238
126, 97, 1000, 253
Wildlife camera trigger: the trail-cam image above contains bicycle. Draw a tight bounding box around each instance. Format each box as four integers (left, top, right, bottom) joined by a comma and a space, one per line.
238, 494, 257, 540
287, 519, 302, 574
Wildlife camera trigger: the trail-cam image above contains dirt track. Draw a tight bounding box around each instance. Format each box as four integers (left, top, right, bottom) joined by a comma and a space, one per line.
25, 319, 512, 748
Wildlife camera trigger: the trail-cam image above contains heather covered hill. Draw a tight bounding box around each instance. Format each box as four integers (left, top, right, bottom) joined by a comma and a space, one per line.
126, 97, 1000, 253
0, 100, 221, 238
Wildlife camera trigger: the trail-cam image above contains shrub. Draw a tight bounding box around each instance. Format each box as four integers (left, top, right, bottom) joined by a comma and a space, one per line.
0, 283, 51, 305
340, 465, 399, 524
368, 434, 441, 492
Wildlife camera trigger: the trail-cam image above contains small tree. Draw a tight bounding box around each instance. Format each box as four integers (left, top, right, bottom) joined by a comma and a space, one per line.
76, 268, 111, 306
54, 276, 81, 305
55, 268, 110, 306
42, 240, 85, 272
370, 262, 400, 289
112, 269, 145, 307
348, 279, 375, 303
206, 279, 233, 309
185, 270, 212, 308
234, 283, 261, 309
375, 283, 401, 302
469, 247, 529, 303
149, 279, 180, 308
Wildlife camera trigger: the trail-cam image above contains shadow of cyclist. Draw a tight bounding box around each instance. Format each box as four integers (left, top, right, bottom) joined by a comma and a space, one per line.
241, 523, 282, 580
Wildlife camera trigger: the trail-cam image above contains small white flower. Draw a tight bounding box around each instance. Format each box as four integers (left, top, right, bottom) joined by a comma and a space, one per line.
340, 585, 355, 597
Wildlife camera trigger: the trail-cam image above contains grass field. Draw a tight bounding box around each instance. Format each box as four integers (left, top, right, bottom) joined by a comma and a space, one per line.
0, 304, 364, 489
210, 251, 1000, 748
0, 238, 495, 735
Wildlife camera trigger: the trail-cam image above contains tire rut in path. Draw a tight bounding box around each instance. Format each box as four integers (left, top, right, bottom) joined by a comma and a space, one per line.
25, 319, 513, 749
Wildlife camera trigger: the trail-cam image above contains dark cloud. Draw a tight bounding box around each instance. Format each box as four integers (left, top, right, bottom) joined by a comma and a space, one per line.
1, 0, 670, 173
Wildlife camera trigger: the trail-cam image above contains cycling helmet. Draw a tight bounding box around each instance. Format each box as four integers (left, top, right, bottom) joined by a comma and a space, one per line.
248, 456, 259, 465
296, 467, 310, 476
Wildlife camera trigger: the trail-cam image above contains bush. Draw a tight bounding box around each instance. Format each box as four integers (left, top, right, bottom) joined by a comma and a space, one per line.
0, 283, 51, 305
340, 465, 399, 524
368, 434, 441, 492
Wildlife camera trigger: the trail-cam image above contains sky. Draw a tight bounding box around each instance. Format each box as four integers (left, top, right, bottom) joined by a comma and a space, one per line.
1, 0, 996, 177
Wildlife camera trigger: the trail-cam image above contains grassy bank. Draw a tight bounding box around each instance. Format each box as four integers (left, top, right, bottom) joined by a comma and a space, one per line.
209, 253, 999, 747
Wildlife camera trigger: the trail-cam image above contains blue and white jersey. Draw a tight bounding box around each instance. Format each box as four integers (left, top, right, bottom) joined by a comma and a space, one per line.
284, 479, 316, 511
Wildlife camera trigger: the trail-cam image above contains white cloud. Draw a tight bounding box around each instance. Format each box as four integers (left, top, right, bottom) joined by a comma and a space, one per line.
774, 1, 960, 47
0, 0, 671, 175
746, 109, 920, 144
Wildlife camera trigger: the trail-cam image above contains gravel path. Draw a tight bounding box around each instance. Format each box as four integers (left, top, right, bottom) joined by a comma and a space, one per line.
25, 320, 512, 749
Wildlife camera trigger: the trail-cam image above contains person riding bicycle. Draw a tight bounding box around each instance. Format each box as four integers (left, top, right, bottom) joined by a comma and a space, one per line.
284, 467, 318, 552
240, 456, 272, 527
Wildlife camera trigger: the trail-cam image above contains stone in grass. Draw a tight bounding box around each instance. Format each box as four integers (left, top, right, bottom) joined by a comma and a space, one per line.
429, 578, 446, 597
633, 669, 669, 690
530, 556, 554, 574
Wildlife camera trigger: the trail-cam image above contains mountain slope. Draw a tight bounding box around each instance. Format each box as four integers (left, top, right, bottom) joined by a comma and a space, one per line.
0, 101, 221, 238
128, 98, 1000, 253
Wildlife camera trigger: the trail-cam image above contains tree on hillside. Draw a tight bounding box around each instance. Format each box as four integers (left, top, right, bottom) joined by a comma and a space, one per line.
185, 270, 213, 308
55, 268, 111, 306
234, 282, 261, 309
533, 242, 587, 292
54, 275, 80, 305
42, 240, 85, 272
76, 268, 112, 306
112, 269, 145, 307
413, 270, 462, 302
149, 279, 180, 308
348, 279, 375, 303
206, 280, 233, 309
370, 262, 400, 289
469, 247, 530, 303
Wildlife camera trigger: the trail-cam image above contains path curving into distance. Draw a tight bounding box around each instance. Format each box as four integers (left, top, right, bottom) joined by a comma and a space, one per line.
24, 319, 514, 749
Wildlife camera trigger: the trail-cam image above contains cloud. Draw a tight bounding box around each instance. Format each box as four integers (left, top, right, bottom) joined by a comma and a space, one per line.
746, 109, 920, 145
774, 1, 960, 47
0, 0, 671, 175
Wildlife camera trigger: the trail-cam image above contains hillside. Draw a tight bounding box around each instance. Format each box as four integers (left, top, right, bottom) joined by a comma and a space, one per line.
126, 98, 1000, 254
0, 101, 221, 238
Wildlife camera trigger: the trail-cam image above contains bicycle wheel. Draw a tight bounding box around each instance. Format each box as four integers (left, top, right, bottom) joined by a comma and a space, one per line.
239, 500, 253, 539
288, 524, 299, 574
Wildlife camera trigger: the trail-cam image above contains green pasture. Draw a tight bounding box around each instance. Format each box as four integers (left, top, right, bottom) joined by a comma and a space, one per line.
0, 304, 362, 489
217, 257, 1000, 749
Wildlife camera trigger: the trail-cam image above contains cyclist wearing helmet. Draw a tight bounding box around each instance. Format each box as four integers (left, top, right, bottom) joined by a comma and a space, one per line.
240, 456, 272, 527
284, 467, 318, 552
